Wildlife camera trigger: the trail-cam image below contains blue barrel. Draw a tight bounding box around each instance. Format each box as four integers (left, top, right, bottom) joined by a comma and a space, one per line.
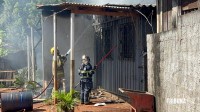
1, 92, 33, 112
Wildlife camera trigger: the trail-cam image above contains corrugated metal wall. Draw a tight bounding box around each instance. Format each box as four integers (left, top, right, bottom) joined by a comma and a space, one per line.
95, 15, 155, 94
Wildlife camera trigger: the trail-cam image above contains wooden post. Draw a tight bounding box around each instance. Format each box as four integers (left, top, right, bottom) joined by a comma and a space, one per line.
27, 36, 30, 81
172, 0, 181, 28
156, 0, 160, 33
41, 14, 45, 87
160, 0, 163, 32
31, 27, 35, 81
70, 13, 75, 92
53, 12, 58, 104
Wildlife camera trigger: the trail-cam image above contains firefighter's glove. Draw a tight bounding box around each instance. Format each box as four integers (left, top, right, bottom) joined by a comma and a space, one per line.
61, 55, 66, 60
93, 65, 97, 70
89, 70, 94, 74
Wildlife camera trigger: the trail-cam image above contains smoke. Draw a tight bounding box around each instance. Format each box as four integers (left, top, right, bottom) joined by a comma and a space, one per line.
0, 0, 44, 83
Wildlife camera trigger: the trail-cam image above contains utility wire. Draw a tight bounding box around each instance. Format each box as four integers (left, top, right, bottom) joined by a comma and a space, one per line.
43, 7, 69, 21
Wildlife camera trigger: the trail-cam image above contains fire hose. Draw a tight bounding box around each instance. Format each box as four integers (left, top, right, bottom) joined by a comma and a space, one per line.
74, 45, 117, 88
33, 49, 71, 99
32, 25, 94, 99
33, 45, 117, 99
33, 76, 54, 99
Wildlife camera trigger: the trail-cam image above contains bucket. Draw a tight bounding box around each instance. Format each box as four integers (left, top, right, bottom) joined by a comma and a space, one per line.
1, 92, 33, 112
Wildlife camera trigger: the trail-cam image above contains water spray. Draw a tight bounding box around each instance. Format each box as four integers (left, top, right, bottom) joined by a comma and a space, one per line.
33, 24, 92, 99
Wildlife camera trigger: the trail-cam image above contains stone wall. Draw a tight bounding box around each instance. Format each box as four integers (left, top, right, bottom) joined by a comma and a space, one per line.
147, 10, 200, 112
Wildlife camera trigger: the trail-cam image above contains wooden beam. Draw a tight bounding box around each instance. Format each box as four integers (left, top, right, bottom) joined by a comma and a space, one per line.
0, 71, 16, 73
72, 9, 137, 16
0, 79, 15, 82
70, 6, 137, 17
182, 1, 198, 11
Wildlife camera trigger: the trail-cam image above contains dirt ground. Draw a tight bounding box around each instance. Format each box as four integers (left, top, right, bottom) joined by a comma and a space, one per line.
0, 88, 133, 112
32, 101, 132, 112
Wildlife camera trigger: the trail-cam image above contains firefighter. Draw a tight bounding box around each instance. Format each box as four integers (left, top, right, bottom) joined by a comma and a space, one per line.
50, 47, 67, 91
78, 55, 96, 104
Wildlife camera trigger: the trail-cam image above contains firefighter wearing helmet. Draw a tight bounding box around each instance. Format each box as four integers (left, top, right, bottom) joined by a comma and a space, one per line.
50, 47, 67, 90
78, 55, 96, 104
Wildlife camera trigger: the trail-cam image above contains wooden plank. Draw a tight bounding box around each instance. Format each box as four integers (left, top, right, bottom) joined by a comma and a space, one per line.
0, 70, 16, 73
0, 79, 15, 82
70, 6, 138, 17
72, 9, 137, 17
182, 1, 198, 11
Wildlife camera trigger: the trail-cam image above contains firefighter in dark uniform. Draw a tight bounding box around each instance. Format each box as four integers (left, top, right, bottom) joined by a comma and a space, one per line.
78, 55, 95, 104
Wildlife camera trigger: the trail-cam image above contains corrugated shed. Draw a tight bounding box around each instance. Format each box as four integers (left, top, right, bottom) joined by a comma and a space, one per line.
37, 2, 156, 94
37, 2, 156, 10
37, 2, 156, 17
95, 14, 156, 95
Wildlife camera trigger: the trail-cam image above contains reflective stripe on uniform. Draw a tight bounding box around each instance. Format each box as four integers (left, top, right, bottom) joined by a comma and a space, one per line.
79, 70, 95, 74
80, 70, 95, 78
79, 70, 90, 74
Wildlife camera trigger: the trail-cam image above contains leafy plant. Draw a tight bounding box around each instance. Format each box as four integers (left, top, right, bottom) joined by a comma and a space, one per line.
13, 77, 25, 88
0, 83, 5, 88
52, 90, 79, 112
0, 30, 8, 57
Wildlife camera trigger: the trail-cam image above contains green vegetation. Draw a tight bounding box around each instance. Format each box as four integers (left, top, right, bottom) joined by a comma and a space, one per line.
52, 90, 80, 112
14, 77, 25, 88
0, 30, 7, 56
14, 68, 42, 94
0, 0, 66, 55
0, 83, 5, 88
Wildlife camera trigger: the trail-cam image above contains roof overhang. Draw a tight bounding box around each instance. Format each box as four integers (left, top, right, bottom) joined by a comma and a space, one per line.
37, 2, 156, 17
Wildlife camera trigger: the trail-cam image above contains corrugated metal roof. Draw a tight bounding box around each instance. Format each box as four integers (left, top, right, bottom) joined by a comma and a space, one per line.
37, 2, 155, 10
37, 2, 156, 17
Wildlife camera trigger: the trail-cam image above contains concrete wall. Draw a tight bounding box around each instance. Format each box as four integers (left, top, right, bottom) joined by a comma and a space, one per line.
147, 10, 200, 112
42, 14, 94, 91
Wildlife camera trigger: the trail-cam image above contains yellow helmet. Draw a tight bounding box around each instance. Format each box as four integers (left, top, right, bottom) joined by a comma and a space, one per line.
50, 47, 60, 55
50, 47, 55, 55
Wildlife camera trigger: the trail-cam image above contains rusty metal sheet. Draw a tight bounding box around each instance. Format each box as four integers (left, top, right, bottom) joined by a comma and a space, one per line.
119, 88, 155, 112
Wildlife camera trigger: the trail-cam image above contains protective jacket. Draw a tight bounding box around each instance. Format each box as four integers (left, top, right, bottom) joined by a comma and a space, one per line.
78, 63, 94, 81
52, 55, 66, 78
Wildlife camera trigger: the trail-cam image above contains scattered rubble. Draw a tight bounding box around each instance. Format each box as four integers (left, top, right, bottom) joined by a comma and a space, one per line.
94, 103, 106, 106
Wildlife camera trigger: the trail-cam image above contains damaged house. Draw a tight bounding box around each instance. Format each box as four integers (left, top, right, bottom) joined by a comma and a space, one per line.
37, 2, 156, 95
93, 5, 156, 94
